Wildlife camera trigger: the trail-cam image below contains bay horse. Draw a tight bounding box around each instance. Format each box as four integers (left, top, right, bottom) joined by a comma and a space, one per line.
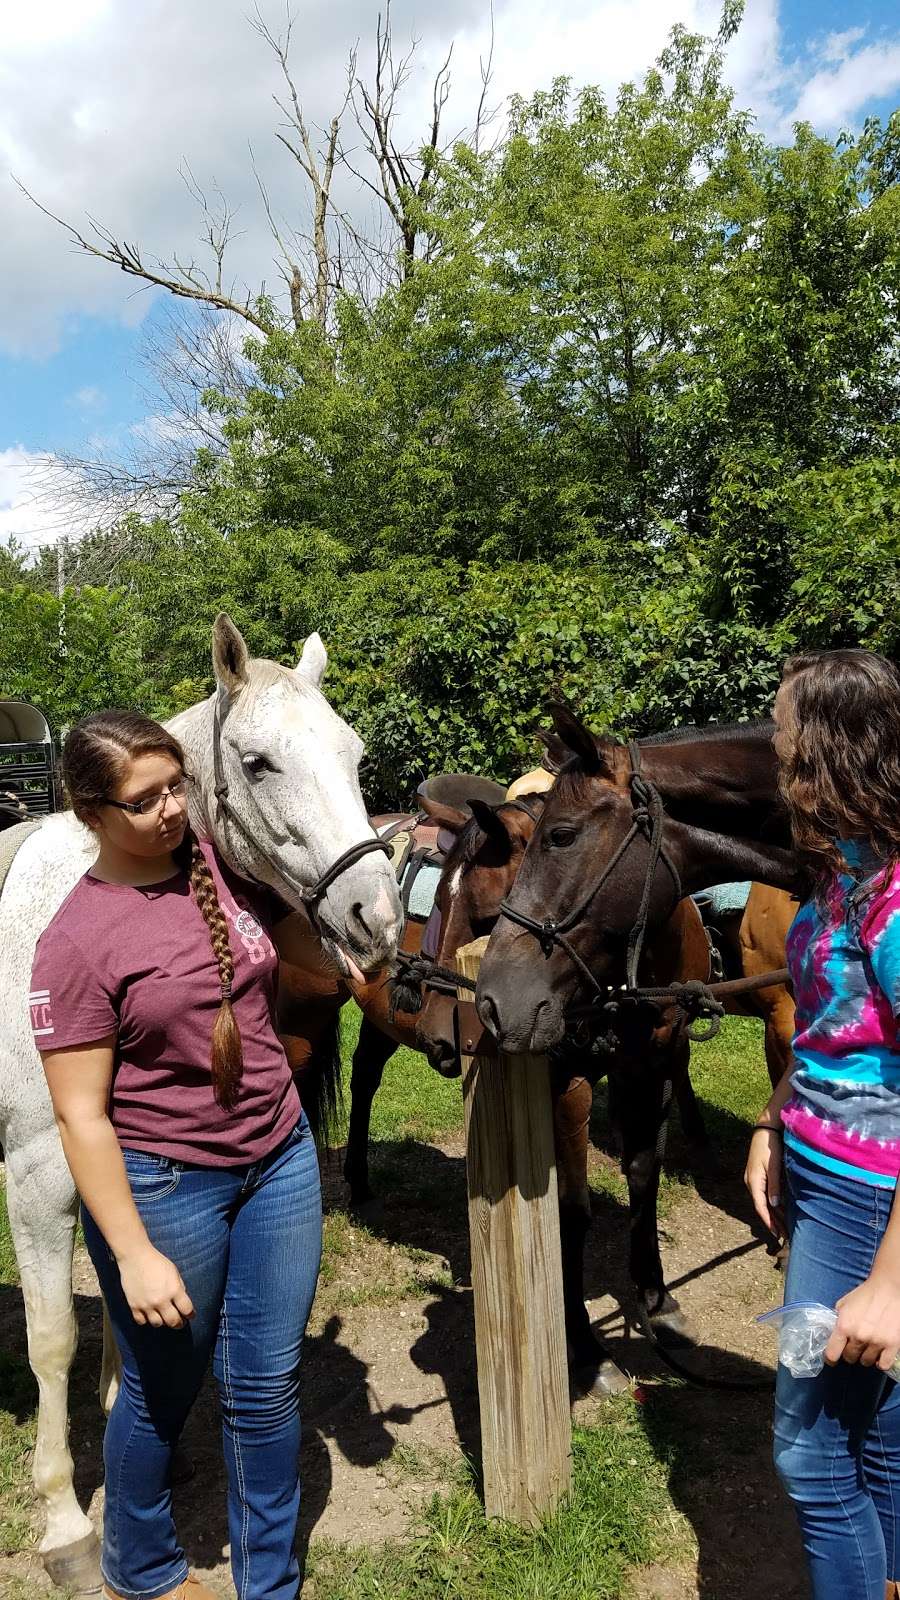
414, 786, 800, 1361
475, 706, 804, 1336
0, 615, 402, 1593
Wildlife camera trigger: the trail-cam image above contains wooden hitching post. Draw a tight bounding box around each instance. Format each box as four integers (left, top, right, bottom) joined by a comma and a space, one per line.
455, 935, 572, 1527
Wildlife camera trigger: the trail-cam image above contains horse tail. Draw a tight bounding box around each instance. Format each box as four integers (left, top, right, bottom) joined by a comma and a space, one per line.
299, 1009, 345, 1150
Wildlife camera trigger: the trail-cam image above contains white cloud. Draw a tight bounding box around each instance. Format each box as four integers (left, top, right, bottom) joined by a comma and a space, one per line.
71, 385, 104, 409
792, 40, 900, 128
1, 0, 898, 362
818, 27, 866, 65
0, 446, 97, 550
410, 0, 722, 133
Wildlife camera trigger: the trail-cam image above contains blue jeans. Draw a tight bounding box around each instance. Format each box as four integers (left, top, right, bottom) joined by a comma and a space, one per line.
775, 1146, 900, 1598
83, 1114, 322, 1600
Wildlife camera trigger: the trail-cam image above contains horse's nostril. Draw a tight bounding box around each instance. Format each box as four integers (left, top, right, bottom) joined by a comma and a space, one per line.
479, 992, 500, 1035
351, 901, 372, 939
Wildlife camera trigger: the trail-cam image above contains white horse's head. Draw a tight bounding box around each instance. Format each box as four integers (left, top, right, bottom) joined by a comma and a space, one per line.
169, 615, 402, 977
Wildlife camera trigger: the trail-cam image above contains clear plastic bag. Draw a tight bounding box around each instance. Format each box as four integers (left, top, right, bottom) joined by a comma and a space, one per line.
757, 1301, 900, 1381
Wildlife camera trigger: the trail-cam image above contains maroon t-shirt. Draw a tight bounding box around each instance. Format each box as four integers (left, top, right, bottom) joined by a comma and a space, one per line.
30, 840, 300, 1166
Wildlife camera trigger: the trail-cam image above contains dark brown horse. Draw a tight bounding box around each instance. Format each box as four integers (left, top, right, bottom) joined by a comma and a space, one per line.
477, 708, 802, 1054
474, 708, 803, 1332
276, 726, 798, 1369
414, 789, 715, 1367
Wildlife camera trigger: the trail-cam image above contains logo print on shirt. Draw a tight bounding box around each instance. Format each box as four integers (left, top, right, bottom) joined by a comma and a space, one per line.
220, 889, 274, 967
235, 910, 263, 941
30, 990, 54, 1038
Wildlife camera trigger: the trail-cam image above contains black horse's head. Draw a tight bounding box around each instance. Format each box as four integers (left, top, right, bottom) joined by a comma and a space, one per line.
475, 706, 684, 1055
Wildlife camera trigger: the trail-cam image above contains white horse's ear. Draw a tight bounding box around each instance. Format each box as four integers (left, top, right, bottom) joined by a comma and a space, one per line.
296, 631, 327, 688
213, 613, 251, 695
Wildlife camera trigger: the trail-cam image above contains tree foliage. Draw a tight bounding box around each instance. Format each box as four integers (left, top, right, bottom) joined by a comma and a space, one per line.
6, 17, 900, 804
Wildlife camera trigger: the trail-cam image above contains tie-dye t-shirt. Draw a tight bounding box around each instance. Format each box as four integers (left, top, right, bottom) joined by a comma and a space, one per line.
782, 842, 900, 1188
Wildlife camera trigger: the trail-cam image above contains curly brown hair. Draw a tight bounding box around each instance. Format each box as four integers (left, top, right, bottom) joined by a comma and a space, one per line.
776, 650, 900, 887
63, 710, 243, 1108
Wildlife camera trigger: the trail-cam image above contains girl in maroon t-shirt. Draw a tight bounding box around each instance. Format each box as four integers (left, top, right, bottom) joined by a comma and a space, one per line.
32, 711, 322, 1600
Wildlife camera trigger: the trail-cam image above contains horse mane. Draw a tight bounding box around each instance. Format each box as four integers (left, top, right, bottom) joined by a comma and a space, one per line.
439, 814, 483, 875
242, 658, 314, 699
639, 719, 774, 746
553, 762, 601, 803
551, 718, 777, 802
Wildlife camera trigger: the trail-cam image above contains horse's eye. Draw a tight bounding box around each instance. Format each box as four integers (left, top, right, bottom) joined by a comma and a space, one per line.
243, 753, 274, 780
548, 826, 578, 848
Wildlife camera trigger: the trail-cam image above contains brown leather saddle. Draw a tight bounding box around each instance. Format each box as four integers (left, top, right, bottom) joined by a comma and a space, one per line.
416, 772, 506, 856
416, 772, 507, 810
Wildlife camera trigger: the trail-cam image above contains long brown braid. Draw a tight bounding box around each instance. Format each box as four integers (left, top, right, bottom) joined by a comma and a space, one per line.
186, 836, 244, 1109
63, 710, 244, 1109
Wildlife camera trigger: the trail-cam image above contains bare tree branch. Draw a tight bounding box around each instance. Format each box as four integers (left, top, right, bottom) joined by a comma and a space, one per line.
474, 2, 500, 155
15, 1, 506, 538
14, 179, 276, 335
251, 3, 352, 327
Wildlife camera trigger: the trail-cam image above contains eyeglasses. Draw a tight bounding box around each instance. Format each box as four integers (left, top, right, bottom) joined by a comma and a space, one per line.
103, 774, 194, 817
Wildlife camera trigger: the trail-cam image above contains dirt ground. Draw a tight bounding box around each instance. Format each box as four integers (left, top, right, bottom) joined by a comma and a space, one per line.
0, 1130, 805, 1600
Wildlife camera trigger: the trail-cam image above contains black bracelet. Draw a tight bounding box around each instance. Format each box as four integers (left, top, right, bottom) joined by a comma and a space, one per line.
752, 1123, 783, 1135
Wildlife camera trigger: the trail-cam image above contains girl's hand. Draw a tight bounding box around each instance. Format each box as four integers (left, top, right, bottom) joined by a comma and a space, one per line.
117, 1244, 195, 1329
744, 1128, 785, 1241
825, 1272, 900, 1372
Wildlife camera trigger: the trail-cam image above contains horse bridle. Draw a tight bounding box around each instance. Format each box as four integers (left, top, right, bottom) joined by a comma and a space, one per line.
389, 795, 547, 1006
211, 694, 390, 925
497, 743, 683, 1001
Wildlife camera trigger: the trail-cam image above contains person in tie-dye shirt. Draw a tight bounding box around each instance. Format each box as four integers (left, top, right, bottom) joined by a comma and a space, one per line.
745, 649, 900, 1600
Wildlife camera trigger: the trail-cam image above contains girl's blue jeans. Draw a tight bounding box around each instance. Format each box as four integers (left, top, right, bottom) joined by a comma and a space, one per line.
82, 1113, 322, 1600
775, 1145, 900, 1599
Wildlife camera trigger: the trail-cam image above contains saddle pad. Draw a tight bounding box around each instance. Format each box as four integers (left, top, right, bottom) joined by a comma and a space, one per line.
374, 819, 443, 921
0, 818, 41, 900
403, 860, 443, 920
695, 880, 752, 918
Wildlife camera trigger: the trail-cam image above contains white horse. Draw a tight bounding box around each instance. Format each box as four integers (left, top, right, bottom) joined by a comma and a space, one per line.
0, 615, 402, 1593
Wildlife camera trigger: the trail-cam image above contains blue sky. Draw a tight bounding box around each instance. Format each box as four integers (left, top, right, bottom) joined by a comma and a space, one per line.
1, 0, 899, 547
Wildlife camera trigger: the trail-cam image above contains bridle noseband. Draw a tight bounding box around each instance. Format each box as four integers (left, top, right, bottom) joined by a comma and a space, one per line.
211, 695, 390, 925
497, 742, 683, 1001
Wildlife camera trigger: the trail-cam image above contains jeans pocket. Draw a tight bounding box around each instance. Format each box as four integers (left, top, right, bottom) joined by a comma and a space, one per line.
123, 1150, 182, 1202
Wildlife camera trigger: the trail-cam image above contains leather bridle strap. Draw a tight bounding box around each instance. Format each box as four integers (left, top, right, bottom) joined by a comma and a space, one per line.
211, 694, 390, 918
298, 835, 391, 909
498, 742, 682, 997
623, 742, 682, 990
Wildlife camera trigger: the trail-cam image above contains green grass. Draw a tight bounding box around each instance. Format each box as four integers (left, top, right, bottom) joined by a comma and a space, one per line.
306, 1406, 685, 1600
0, 1350, 38, 1554
332, 1009, 464, 1149
688, 1015, 771, 1133
0, 1181, 18, 1288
